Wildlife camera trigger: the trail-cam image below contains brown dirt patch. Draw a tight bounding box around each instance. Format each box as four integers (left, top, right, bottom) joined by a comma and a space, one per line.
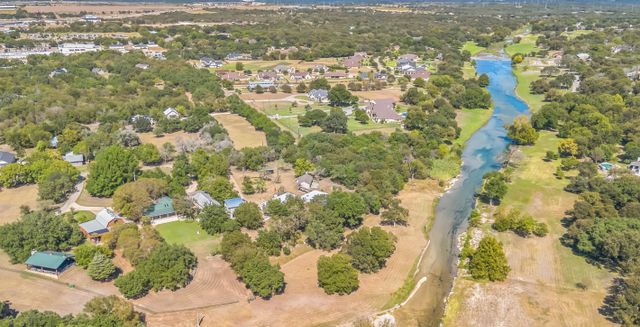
138, 131, 199, 149
0, 185, 40, 225
213, 114, 267, 149
24, 3, 184, 14
353, 88, 404, 102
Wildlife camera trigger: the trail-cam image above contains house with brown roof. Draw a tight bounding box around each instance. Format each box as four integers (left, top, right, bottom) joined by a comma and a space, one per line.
325, 71, 348, 79
398, 53, 419, 62
407, 68, 431, 80
365, 99, 403, 123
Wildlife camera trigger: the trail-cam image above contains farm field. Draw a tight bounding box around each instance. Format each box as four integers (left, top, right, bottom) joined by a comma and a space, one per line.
0, 185, 39, 224
443, 132, 614, 327
221, 58, 339, 72
23, 3, 185, 14
213, 113, 268, 149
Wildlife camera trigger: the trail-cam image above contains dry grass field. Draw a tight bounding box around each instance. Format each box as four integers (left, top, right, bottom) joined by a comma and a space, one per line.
239, 92, 295, 101
214, 114, 267, 149
146, 179, 441, 327
353, 88, 404, 102
443, 133, 613, 327
24, 3, 185, 14
0, 185, 40, 224
138, 131, 200, 149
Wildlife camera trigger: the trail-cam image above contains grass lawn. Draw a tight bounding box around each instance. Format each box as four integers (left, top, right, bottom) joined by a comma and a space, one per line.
461, 41, 486, 56
73, 210, 95, 223
513, 65, 545, 113
428, 156, 461, 182
462, 62, 476, 80
347, 118, 399, 132
155, 220, 221, 255
383, 58, 397, 68
561, 30, 593, 39
275, 117, 321, 138
76, 188, 112, 207
455, 108, 493, 145
505, 34, 540, 57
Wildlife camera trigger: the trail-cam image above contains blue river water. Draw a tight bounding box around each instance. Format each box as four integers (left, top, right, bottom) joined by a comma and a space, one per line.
408, 58, 530, 325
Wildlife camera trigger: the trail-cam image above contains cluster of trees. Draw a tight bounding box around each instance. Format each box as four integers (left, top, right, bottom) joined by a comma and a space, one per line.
0, 295, 144, 326
219, 231, 285, 298
507, 116, 539, 146
298, 108, 350, 134
113, 178, 168, 221
115, 243, 197, 299
0, 149, 80, 203
74, 243, 117, 281
492, 208, 548, 237
479, 172, 508, 205
87, 145, 140, 197
0, 209, 84, 263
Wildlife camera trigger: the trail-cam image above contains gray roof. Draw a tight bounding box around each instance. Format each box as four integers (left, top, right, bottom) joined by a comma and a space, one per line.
308, 89, 328, 99
296, 173, 314, 185
192, 190, 220, 208
0, 151, 16, 164
79, 208, 119, 235
63, 152, 84, 163
367, 99, 402, 121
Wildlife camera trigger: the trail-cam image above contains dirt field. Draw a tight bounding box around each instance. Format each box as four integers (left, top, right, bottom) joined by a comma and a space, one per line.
239, 93, 297, 101
443, 133, 613, 327
146, 179, 441, 327
213, 114, 267, 149
353, 88, 404, 102
138, 131, 200, 149
0, 185, 40, 225
24, 3, 185, 15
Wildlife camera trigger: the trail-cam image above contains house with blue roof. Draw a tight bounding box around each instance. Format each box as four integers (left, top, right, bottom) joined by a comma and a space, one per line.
224, 197, 245, 216
79, 208, 122, 242
25, 251, 74, 277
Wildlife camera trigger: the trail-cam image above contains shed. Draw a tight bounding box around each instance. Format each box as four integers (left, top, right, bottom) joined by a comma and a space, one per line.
301, 190, 328, 203
25, 251, 74, 276
296, 173, 319, 192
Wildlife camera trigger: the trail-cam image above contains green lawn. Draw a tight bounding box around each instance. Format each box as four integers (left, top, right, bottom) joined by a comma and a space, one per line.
505, 34, 540, 57
561, 30, 593, 40
513, 65, 545, 113
462, 62, 476, 80
383, 58, 397, 68
461, 41, 486, 56
347, 118, 399, 132
428, 156, 461, 182
156, 220, 221, 255
73, 210, 95, 223
455, 108, 493, 145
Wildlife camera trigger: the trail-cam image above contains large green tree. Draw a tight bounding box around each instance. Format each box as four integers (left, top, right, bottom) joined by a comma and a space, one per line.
321, 108, 348, 134
328, 84, 356, 107
234, 202, 263, 229
343, 227, 396, 273
317, 253, 359, 295
87, 145, 139, 197
468, 236, 510, 281
87, 252, 117, 281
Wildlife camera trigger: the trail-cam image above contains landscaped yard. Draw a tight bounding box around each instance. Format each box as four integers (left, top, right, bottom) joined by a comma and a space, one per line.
73, 210, 95, 223
455, 108, 493, 145
155, 220, 221, 255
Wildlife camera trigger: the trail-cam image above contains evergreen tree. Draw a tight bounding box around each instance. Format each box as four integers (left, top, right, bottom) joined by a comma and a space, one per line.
87, 252, 117, 281
469, 236, 510, 281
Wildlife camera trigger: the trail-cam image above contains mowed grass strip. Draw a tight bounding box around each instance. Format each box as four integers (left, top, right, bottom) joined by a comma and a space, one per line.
461, 41, 487, 56
455, 108, 493, 145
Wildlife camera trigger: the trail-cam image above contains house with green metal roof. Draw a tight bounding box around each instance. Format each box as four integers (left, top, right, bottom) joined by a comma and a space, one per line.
144, 196, 176, 220
25, 251, 74, 277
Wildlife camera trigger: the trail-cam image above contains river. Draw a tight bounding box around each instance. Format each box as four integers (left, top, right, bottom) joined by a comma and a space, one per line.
397, 58, 530, 326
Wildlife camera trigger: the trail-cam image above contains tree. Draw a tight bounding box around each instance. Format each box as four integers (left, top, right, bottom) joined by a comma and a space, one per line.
82, 295, 143, 326
234, 202, 263, 229
235, 62, 244, 71
87, 252, 117, 281
558, 138, 578, 157
242, 176, 255, 194
343, 227, 396, 273
305, 206, 344, 250
328, 84, 356, 107
73, 243, 112, 268
507, 116, 538, 145
113, 178, 167, 222
309, 78, 330, 90
401, 87, 426, 105
87, 145, 139, 197
133, 116, 153, 133
511, 53, 524, 65
199, 204, 238, 234
478, 73, 490, 87
608, 274, 640, 326
256, 229, 283, 256
281, 84, 292, 93
37, 162, 79, 203
381, 199, 409, 226
294, 158, 315, 177
298, 109, 328, 127
317, 253, 359, 295
326, 191, 367, 228
134, 143, 162, 165
481, 172, 508, 205
296, 82, 307, 93
198, 176, 238, 202
354, 109, 369, 124
468, 236, 510, 281
321, 108, 348, 134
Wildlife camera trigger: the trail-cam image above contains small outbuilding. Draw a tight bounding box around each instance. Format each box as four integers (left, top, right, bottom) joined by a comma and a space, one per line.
296, 173, 319, 192
25, 251, 74, 277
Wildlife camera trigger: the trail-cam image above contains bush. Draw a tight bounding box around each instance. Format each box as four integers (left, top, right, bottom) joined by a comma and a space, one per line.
234, 202, 263, 229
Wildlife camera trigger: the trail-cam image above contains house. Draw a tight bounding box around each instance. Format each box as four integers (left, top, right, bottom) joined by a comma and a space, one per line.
191, 190, 220, 209
78, 208, 122, 242
220, 71, 243, 81
273, 64, 295, 74
50, 136, 58, 148
291, 71, 312, 81
163, 107, 181, 119
131, 114, 155, 125
629, 158, 640, 176
365, 99, 403, 123
273, 192, 295, 203
407, 68, 431, 80
225, 52, 251, 61
301, 190, 328, 203
343, 57, 362, 69
248, 80, 276, 90
224, 197, 245, 215
48, 67, 68, 78
308, 89, 329, 102
58, 43, 100, 56
258, 71, 278, 80
135, 63, 150, 70
200, 57, 223, 68
625, 66, 640, 81
325, 71, 348, 79
612, 45, 633, 54
144, 196, 176, 220
576, 52, 591, 61
398, 53, 419, 62
63, 152, 84, 166
397, 60, 417, 72
25, 251, 74, 277
83, 15, 101, 23
313, 64, 329, 73
0, 151, 16, 167
296, 173, 319, 192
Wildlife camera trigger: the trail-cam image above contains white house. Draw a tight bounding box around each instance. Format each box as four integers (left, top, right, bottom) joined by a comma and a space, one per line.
163, 107, 181, 119
191, 190, 220, 209
301, 190, 328, 203
629, 158, 640, 176
63, 152, 84, 166
308, 89, 329, 102
58, 43, 100, 56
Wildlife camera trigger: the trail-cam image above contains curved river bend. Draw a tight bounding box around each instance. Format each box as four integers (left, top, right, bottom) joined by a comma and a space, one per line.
404, 58, 530, 326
